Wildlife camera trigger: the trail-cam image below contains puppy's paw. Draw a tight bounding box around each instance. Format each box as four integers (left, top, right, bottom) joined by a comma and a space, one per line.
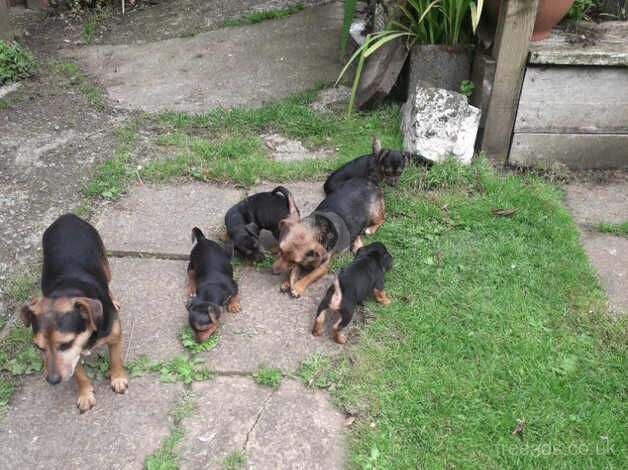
290, 286, 303, 298
333, 333, 347, 345
381, 298, 391, 306
77, 390, 96, 413
280, 281, 291, 293
110, 375, 129, 394
227, 299, 240, 313
364, 227, 374, 235
312, 327, 324, 337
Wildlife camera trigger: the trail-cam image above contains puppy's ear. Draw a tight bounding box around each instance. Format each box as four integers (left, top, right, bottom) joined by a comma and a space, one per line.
74, 298, 104, 331
354, 246, 365, 258
244, 222, 259, 239
20, 297, 41, 327
382, 252, 394, 272
372, 136, 382, 156
278, 217, 295, 230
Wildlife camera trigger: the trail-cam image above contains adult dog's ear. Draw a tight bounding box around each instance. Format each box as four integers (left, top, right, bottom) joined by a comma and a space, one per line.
20, 297, 41, 327
74, 298, 104, 331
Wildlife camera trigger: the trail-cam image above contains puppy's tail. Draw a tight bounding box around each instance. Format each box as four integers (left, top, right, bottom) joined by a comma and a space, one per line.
272, 186, 300, 218
191, 227, 206, 244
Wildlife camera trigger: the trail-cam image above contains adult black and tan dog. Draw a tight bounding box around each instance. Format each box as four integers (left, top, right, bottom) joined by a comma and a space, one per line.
187, 227, 240, 343
20, 214, 127, 413
313, 242, 393, 344
223, 186, 300, 261
323, 137, 408, 194
272, 177, 385, 298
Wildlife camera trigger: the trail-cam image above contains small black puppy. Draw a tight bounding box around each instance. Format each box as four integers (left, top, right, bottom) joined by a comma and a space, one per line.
187, 227, 240, 343
312, 242, 393, 344
224, 186, 299, 261
323, 137, 408, 194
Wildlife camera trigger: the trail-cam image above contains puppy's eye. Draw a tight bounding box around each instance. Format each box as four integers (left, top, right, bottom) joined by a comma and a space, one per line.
34, 344, 45, 352
58, 341, 74, 351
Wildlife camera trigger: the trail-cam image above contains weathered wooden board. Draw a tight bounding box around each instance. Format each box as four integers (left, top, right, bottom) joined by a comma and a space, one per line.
470, 53, 496, 128
509, 133, 628, 169
515, 66, 628, 133
481, 0, 539, 165
530, 21, 628, 66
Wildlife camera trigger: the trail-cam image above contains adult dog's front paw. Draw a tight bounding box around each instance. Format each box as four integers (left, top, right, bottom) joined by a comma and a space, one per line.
110, 375, 129, 394
77, 390, 96, 413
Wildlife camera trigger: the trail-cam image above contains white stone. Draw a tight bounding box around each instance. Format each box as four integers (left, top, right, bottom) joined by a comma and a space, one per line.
401, 86, 481, 164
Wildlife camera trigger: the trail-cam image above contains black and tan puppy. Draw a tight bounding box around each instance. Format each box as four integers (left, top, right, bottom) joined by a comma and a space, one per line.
187, 227, 240, 343
272, 177, 385, 298
323, 137, 408, 194
313, 242, 393, 344
20, 214, 127, 413
223, 186, 300, 261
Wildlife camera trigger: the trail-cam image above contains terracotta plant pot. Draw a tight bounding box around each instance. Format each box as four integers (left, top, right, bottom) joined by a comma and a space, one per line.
532, 0, 575, 41
484, 0, 575, 41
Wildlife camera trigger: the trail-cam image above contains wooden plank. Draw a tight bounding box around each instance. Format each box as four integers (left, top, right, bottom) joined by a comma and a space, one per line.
470, 53, 496, 128
509, 133, 628, 169
515, 66, 628, 133
481, 0, 539, 166
530, 21, 628, 66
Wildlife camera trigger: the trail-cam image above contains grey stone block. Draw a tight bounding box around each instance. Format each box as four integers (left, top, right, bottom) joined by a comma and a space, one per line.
0, 376, 182, 470
95, 183, 244, 256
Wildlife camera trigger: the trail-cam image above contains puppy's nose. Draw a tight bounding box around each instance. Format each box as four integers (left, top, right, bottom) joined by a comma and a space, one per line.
46, 372, 61, 385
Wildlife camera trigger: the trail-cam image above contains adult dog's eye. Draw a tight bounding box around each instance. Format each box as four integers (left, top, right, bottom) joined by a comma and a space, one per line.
58, 341, 74, 351
306, 250, 317, 258
34, 344, 45, 352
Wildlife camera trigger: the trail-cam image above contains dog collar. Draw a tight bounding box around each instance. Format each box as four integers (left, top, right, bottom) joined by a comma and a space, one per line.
309, 210, 351, 254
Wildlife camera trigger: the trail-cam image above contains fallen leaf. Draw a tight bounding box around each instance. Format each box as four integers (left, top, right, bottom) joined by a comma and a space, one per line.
344, 416, 356, 427
512, 417, 526, 439
491, 208, 519, 216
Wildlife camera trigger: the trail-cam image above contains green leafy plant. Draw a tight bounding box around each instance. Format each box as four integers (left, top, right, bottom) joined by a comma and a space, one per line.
82, 351, 110, 379
178, 326, 220, 354
124, 354, 163, 377
224, 450, 247, 469
567, 0, 595, 21
337, 0, 484, 116
253, 364, 282, 389
459, 79, 474, 96
159, 355, 214, 384
295, 353, 341, 390
0, 40, 37, 85
83, 6, 111, 44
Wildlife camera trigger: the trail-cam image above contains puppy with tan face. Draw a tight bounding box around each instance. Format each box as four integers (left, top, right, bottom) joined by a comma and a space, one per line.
272, 177, 385, 298
21, 214, 127, 413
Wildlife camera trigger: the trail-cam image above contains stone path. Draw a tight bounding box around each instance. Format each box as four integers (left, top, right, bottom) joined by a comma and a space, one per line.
564, 179, 628, 313
0, 182, 347, 469
63, 2, 344, 113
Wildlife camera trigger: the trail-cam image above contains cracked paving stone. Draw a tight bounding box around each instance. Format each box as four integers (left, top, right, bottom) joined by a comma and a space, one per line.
110, 257, 188, 361
180, 377, 345, 470
179, 377, 272, 470
95, 183, 244, 256
247, 378, 345, 469
0, 376, 182, 470
200, 267, 345, 374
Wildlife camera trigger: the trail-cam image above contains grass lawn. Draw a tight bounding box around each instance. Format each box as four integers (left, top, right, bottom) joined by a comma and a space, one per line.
1, 88, 625, 468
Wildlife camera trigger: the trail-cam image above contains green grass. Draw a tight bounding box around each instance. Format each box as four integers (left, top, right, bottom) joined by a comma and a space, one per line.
0, 40, 36, 85
83, 6, 110, 44
294, 353, 341, 391
223, 4, 305, 27
224, 450, 247, 469
253, 364, 282, 389
48, 60, 103, 109
145, 390, 195, 470
595, 221, 628, 237
325, 161, 628, 468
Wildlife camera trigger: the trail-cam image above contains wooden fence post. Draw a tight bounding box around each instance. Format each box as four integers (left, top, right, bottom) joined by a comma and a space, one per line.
481, 0, 539, 166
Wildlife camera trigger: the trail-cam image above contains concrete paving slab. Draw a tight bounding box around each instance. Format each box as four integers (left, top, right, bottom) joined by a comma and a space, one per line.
110, 257, 188, 361
262, 133, 333, 162
95, 183, 244, 256
0, 375, 182, 470
179, 377, 273, 470
565, 182, 628, 225
247, 378, 345, 469
201, 267, 344, 374
63, 2, 344, 113
580, 232, 628, 313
